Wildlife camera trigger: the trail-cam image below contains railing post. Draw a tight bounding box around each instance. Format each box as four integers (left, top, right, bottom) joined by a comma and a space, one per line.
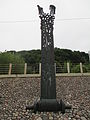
67, 62, 70, 73
80, 62, 83, 73
8, 63, 12, 75
39, 63, 41, 76
24, 63, 27, 75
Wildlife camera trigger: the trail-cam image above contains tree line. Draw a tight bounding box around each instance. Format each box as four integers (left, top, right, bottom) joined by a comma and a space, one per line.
0, 48, 89, 73
0, 48, 89, 65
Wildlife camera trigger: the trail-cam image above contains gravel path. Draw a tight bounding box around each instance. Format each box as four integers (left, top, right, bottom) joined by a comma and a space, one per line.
0, 76, 90, 120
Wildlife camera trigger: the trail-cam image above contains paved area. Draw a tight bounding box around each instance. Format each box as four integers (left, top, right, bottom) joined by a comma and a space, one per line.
0, 76, 90, 120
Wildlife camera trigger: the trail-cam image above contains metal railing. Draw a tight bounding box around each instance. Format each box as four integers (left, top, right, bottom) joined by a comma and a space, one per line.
56, 63, 67, 73
0, 64, 9, 74
0, 62, 90, 75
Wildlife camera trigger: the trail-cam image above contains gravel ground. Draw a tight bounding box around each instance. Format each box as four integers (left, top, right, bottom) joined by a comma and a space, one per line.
0, 76, 90, 120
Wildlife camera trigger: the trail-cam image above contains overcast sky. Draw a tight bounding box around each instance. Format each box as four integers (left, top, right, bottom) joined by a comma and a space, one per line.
0, 0, 90, 53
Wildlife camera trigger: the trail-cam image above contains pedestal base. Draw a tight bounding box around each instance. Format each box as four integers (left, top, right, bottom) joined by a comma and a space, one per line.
26, 99, 71, 114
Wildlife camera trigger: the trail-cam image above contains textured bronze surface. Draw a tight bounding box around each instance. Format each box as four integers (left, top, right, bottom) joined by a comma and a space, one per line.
38, 5, 56, 99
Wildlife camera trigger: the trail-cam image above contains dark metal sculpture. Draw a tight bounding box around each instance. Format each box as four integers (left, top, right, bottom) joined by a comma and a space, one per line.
26, 5, 71, 113
38, 5, 56, 99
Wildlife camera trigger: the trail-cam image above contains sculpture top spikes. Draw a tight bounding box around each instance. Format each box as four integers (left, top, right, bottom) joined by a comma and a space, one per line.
37, 5, 56, 16
37, 5, 44, 16
49, 5, 56, 15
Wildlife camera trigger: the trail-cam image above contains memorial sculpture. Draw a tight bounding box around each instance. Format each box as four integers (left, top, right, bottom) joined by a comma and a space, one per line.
26, 5, 71, 113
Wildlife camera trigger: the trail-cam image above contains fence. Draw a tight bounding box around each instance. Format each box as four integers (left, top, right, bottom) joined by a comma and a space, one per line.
0, 62, 90, 75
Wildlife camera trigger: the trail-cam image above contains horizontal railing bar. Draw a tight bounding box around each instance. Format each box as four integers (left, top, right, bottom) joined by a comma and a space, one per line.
0, 73, 90, 78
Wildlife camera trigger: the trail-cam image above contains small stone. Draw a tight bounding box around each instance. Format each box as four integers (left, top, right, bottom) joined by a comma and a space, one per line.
68, 117, 72, 120
26, 116, 30, 118
77, 111, 82, 116
4, 114, 8, 117
22, 109, 26, 112
87, 110, 90, 118
7, 117, 12, 120
15, 112, 18, 117
58, 118, 62, 120
64, 118, 68, 120
75, 115, 80, 119
12, 117, 17, 120
81, 116, 87, 120
73, 109, 77, 115
56, 115, 59, 118
41, 114, 48, 120
25, 111, 28, 115
72, 118, 76, 120
37, 117, 42, 120
17, 116, 21, 119
49, 116, 53, 120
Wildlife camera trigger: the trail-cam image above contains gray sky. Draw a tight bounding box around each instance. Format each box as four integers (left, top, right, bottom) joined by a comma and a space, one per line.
0, 0, 90, 53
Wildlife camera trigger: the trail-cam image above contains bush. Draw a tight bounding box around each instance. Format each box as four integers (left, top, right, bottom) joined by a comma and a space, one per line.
0, 52, 25, 74
71, 64, 88, 73
71, 64, 80, 73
